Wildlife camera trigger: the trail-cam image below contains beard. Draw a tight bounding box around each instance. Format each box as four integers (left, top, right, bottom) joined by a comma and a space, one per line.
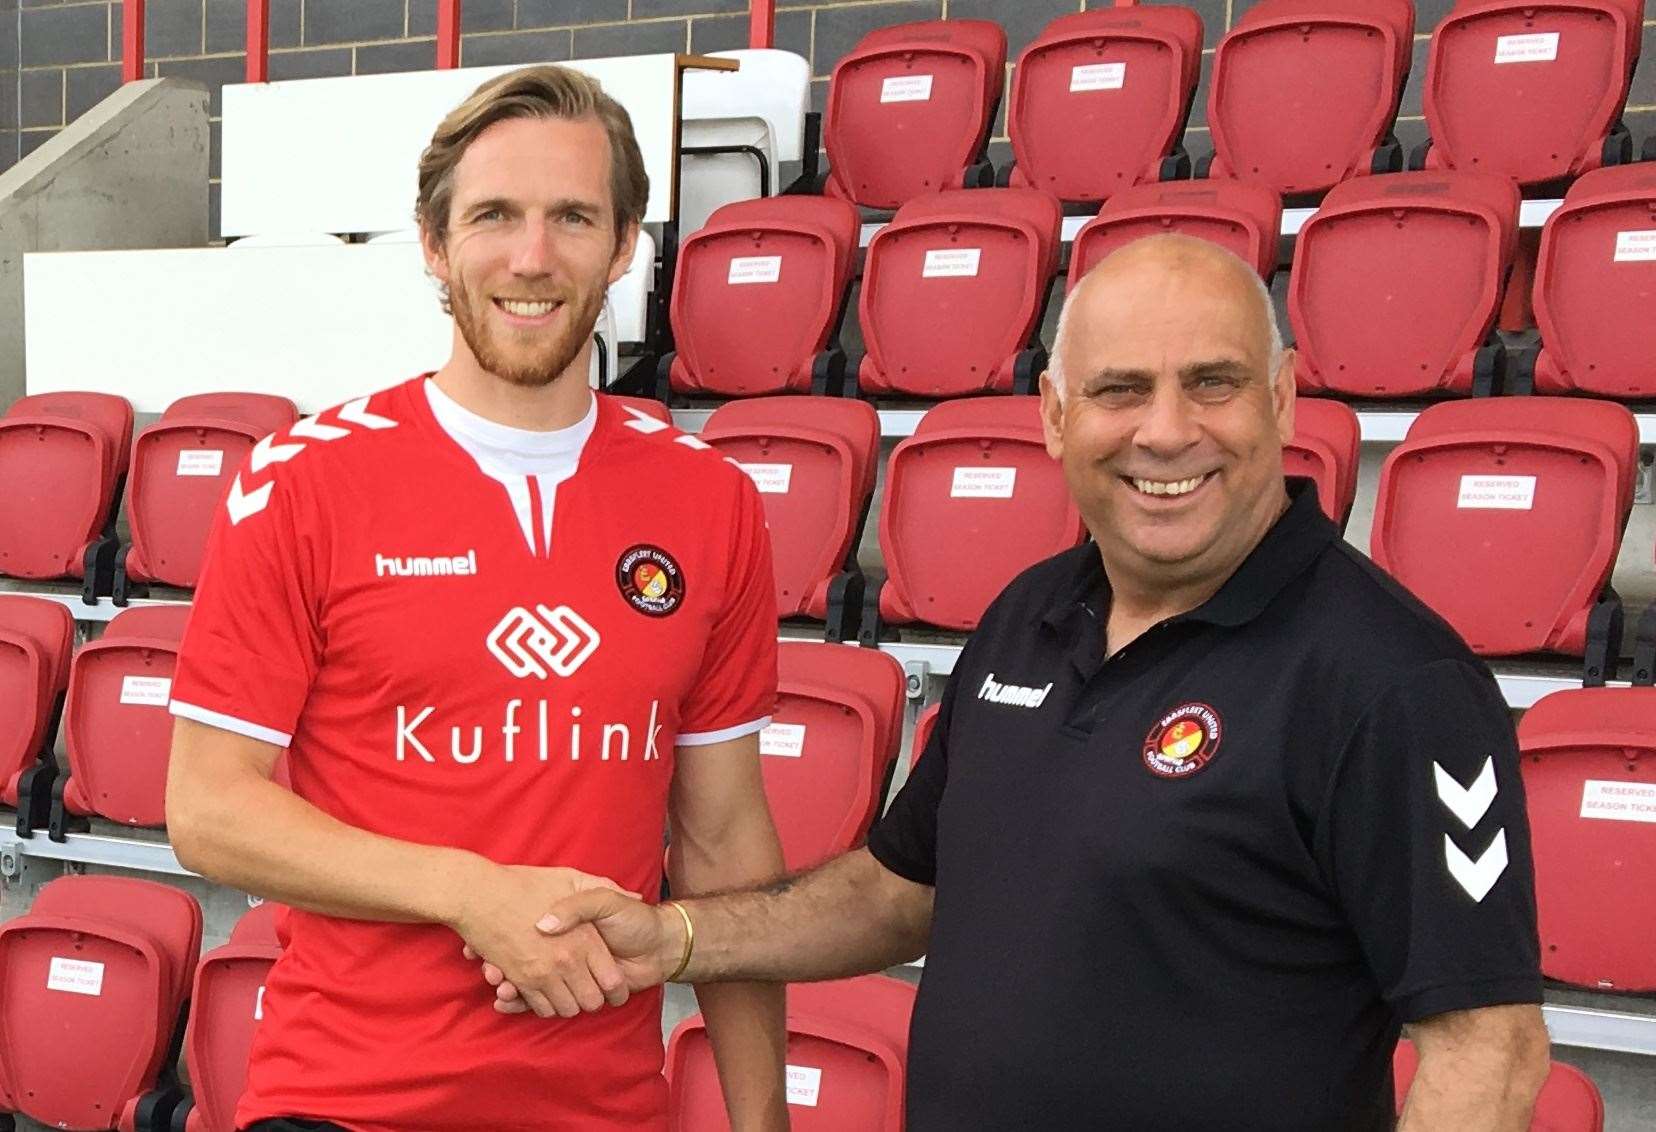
448, 269, 607, 389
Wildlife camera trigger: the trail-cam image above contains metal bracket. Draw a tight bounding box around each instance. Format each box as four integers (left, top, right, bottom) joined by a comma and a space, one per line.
902, 660, 931, 702
1637, 451, 1654, 506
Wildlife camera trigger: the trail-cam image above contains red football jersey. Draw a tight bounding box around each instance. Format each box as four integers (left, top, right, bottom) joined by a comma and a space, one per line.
169, 377, 778, 1131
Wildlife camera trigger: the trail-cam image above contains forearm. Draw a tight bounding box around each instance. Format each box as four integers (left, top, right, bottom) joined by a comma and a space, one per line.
169, 768, 483, 927
673, 848, 932, 984
1399, 1006, 1549, 1132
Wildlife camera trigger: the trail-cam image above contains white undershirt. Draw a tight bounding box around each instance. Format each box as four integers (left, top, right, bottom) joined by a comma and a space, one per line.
423, 378, 595, 555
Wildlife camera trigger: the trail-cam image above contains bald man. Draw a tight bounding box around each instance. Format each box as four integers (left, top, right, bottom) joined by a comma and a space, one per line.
489, 236, 1552, 1131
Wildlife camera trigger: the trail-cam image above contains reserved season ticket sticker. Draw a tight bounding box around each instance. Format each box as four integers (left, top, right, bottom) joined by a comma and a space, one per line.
1070, 62, 1126, 92
923, 248, 982, 278
951, 466, 1017, 499
786, 1064, 823, 1107
1493, 32, 1559, 63
880, 75, 934, 103
176, 449, 225, 477
47, 957, 105, 996
760, 723, 807, 758
120, 675, 173, 707
1580, 780, 1656, 823
738, 463, 793, 494
1614, 230, 1656, 262
1456, 475, 1535, 510
727, 256, 783, 285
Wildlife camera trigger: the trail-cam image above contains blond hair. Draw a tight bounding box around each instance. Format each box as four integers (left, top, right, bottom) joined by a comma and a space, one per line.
416, 64, 649, 247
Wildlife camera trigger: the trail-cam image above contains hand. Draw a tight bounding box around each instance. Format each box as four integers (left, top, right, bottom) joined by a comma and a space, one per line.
449, 863, 640, 1020
473, 889, 686, 1016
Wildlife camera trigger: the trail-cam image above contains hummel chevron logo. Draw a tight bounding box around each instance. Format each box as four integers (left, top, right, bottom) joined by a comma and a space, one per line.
621, 407, 670, 434
224, 397, 400, 524
487, 605, 601, 678
1444, 830, 1509, 902
226, 475, 273, 526
1434, 757, 1498, 828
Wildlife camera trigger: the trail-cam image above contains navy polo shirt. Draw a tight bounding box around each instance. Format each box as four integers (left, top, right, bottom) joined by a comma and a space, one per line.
868, 480, 1543, 1131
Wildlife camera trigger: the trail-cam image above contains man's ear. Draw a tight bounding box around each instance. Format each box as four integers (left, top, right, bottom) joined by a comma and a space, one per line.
607, 221, 640, 287
1272, 346, 1297, 446
420, 223, 451, 288
1039, 370, 1065, 461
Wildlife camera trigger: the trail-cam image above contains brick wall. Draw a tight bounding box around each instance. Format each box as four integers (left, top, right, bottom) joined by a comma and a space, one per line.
1, 0, 1654, 237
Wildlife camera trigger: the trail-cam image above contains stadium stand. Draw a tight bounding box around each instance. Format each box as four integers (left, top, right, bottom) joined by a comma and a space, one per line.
680, 49, 815, 235
666, 974, 917, 1130
1370, 398, 1638, 659
1518, 685, 1656, 993
1201, 0, 1414, 197
0, 875, 201, 1130
1394, 1040, 1605, 1130
1067, 178, 1283, 288
661, 196, 862, 400
52, 605, 193, 838
0, 393, 133, 590
761, 643, 906, 870
173, 902, 285, 1132
0, 596, 74, 832
1525, 163, 1656, 398
116, 393, 300, 599
1417, 0, 1643, 188
872, 397, 1085, 636
1290, 171, 1518, 398
1284, 398, 1361, 531
821, 19, 1006, 209
1002, 6, 1204, 206
857, 189, 1061, 399
700, 397, 880, 640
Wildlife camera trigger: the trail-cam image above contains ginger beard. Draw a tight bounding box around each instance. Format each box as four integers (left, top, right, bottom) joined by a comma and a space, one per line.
445, 259, 608, 389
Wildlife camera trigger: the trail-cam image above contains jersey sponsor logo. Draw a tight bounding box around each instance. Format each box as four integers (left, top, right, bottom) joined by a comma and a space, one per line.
976, 672, 1053, 708
226, 396, 399, 525
1142, 703, 1221, 779
486, 605, 601, 678
1435, 757, 1509, 901
376, 550, 479, 578
396, 698, 665, 765
617, 545, 685, 617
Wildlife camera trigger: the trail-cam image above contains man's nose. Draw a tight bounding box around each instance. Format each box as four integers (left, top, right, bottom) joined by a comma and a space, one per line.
1134, 382, 1202, 459
508, 219, 555, 276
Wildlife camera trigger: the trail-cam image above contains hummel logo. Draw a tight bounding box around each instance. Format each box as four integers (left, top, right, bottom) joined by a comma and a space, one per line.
487, 605, 600, 678
1435, 758, 1508, 902
376, 550, 478, 578
977, 672, 1054, 709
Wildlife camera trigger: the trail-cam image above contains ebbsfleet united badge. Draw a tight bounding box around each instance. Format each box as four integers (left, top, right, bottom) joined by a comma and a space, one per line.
616, 545, 684, 617
1142, 703, 1222, 779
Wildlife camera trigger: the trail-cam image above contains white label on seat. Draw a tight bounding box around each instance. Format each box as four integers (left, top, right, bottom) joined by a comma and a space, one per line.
951, 466, 1017, 498
786, 1064, 823, 1107
120, 675, 173, 706
176, 448, 225, 477
880, 74, 933, 102
1456, 475, 1535, 510
1494, 32, 1559, 63
738, 463, 793, 494
760, 722, 807, 758
1613, 230, 1656, 262
922, 248, 981, 278
1580, 779, 1656, 823
47, 957, 105, 996
727, 255, 783, 285
1070, 62, 1126, 92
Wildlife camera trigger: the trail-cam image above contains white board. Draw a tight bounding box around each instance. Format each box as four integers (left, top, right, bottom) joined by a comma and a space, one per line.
221, 54, 707, 236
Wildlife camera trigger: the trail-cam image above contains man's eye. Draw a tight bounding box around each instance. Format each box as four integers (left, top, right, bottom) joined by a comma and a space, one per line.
563, 211, 592, 226
475, 208, 504, 223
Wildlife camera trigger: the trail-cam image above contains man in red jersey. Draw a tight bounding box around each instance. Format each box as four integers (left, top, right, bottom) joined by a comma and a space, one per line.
165, 65, 788, 1132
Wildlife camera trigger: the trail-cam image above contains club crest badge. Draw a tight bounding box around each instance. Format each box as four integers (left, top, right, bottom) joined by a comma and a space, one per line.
1143, 703, 1222, 780
616, 545, 685, 617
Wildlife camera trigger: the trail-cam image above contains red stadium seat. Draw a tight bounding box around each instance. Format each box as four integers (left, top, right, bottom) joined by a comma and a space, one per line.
665, 197, 862, 398
56, 605, 193, 834
877, 397, 1086, 633
1291, 171, 1518, 397
0, 875, 201, 1131
122, 393, 298, 592
176, 902, 285, 1132
1068, 178, 1282, 290
761, 643, 905, 870
1284, 397, 1360, 529
1393, 1040, 1604, 1131
1371, 398, 1636, 657
667, 974, 916, 1131
858, 189, 1061, 399
910, 702, 940, 770
0, 392, 133, 581
700, 397, 879, 634
1206, 0, 1414, 197
1005, 6, 1204, 206
1421, 0, 1642, 188
1517, 687, 1656, 992
0, 596, 74, 826
823, 19, 1006, 209
1531, 164, 1656, 398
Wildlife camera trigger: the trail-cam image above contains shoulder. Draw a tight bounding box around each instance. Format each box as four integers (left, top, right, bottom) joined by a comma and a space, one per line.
598, 396, 758, 503
975, 543, 1099, 633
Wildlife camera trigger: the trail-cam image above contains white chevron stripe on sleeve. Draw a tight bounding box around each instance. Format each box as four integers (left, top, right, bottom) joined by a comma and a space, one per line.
1434, 757, 1498, 829
1444, 829, 1509, 902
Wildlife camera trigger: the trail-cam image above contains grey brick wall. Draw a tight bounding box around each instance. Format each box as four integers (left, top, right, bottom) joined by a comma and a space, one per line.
2, 1, 1655, 234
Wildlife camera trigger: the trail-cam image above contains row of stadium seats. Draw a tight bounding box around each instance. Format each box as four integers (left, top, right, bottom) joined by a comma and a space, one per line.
818, 0, 1643, 211
663, 163, 1656, 402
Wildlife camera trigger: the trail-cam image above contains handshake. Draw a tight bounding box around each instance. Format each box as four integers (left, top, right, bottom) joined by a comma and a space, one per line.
451, 863, 694, 1019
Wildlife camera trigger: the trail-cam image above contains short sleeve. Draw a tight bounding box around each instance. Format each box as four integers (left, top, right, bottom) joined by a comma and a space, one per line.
168, 461, 327, 748
1321, 658, 1543, 1022
676, 475, 779, 746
